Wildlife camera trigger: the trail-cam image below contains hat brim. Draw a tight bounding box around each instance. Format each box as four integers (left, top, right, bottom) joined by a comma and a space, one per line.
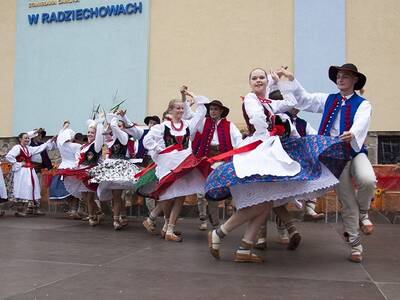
329, 66, 366, 90
205, 103, 230, 118
144, 116, 160, 125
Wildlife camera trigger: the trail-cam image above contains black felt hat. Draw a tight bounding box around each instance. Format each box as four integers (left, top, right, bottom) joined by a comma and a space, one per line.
328, 63, 366, 90
205, 100, 230, 118
144, 115, 161, 125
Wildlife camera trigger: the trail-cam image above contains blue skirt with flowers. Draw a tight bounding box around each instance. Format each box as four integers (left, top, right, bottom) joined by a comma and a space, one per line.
205, 135, 349, 202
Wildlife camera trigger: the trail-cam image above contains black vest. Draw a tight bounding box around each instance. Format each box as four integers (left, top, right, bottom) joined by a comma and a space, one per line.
163, 126, 190, 149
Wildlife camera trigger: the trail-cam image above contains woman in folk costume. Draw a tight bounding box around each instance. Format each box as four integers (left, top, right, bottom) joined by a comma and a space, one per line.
50, 121, 83, 219
88, 113, 140, 230
290, 63, 375, 263
61, 119, 104, 226
139, 88, 209, 242
0, 163, 8, 216
5, 132, 55, 216
206, 68, 349, 262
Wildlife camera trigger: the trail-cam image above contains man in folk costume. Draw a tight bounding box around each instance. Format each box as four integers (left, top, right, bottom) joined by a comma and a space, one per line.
284, 107, 325, 221
292, 63, 376, 262
191, 100, 242, 230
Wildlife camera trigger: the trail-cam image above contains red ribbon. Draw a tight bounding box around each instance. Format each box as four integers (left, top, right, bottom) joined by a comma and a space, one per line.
207, 140, 262, 164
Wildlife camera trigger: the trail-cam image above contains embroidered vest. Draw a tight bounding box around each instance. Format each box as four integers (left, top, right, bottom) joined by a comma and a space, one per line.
242, 102, 274, 136
16, 146, 33, 168
192, 117, 233, 158
79, 142, 101, 166
163, 126, 190, 149
318, 93, 367, 157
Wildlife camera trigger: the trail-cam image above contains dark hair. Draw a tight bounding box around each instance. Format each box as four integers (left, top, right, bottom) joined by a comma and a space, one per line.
73, 133, 84, 143
39, 130, 46, 138
269, 90, 283, 100
248, 68, 268, 82
17, 132, 27, 143
18, 132, 27, 139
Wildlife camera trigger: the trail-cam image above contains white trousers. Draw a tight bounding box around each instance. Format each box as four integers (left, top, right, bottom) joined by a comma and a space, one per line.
336, 153, 376, 246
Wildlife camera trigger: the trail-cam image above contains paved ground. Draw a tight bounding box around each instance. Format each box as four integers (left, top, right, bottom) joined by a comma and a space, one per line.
0, 214, 399, 300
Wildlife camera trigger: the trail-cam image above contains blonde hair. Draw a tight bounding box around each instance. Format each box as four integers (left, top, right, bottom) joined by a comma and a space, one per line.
249, 68, 268, 82
167, 99, 183, 112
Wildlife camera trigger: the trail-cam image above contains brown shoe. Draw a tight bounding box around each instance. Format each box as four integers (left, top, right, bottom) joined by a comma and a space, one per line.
113, 220, 123, 231
360, 221, 374, 235
287, 232, 301, 250
160, 229, 181, 238
165, 232, 182, 242
66, 211, 81, 220
119, 216, 129, 227
208, 231, 220, 259
33, 209, 45, 216
304, 213, 325, 221
234, 251, 264, 263
143, 219, 157, 234
349, 253, 363, 263
88, 216, 99, 226
255, 238, 267, 250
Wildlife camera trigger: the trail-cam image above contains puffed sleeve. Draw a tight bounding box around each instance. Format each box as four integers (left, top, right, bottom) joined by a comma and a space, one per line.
243, 93, 270, 138
143, 124, 165, 156
5, 145, 22, 172
269, 81, 298, 113
121, 114, 144, 140
349, 100, 372, 152
291, 79, 329, 113
28, 140, 54, 156
110, 117, 128, 145
94, 123, 104, 153
183, 100, 195, 120
188, 95, 208, 140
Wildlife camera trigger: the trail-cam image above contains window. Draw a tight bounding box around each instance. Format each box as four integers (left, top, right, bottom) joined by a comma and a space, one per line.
378, 135, 400, 164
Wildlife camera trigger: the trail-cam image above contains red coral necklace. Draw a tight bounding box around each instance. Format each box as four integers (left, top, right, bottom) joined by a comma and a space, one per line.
170, 120, 184, 131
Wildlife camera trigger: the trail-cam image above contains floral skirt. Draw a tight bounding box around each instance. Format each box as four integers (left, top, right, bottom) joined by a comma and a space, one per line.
205, 135, 349, 209
88, 159, 140, 201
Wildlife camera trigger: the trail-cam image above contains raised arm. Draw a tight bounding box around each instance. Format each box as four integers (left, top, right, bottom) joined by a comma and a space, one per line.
94, 122, 104, 153
269, 88, 298, 114
108, 115, 129, 145
119, 112, 144, 140
28, 139, 55, 156
291, 79, 329, 113
188, 95, 208, 140
181, 85, 195, 120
